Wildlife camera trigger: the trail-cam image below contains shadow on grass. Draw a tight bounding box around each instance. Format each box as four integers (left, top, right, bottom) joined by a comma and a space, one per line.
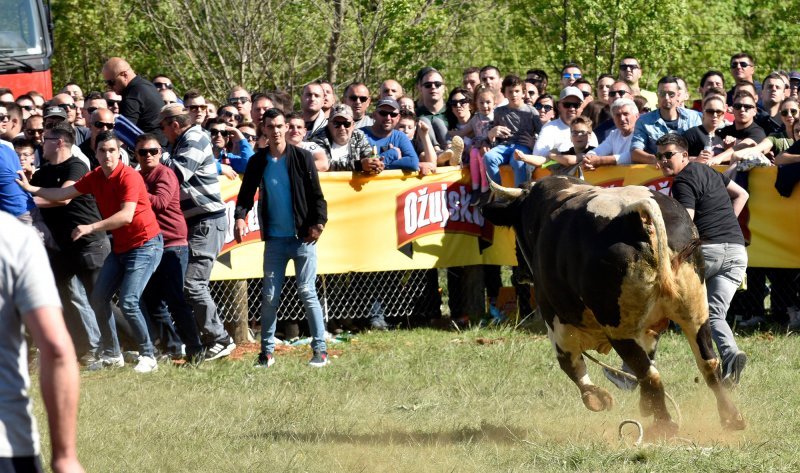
247, 421, 528, 446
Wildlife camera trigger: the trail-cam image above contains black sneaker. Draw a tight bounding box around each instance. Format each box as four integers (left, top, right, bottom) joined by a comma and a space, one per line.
722, 351, 747, 388
308, 351, 328, 367
184, 347, 206, 367
255, 352, 275, 368
206, 338, 236, 361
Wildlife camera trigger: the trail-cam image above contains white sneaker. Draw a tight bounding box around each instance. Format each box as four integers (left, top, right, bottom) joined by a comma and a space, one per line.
87, 354, 125, 371
206, 338, 236, 361
133, 355, 158, 373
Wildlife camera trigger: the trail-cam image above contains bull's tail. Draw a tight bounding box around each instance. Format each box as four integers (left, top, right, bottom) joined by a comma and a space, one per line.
625, 199, 678, 298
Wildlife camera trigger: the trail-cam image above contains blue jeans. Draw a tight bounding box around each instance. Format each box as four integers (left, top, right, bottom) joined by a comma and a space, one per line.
702, 243, 747, 366
91, 234, 163, 357
185, 215, 230, 345
142, 245, 204, 356
260, 237, 326, 354
483, 143, 531, 187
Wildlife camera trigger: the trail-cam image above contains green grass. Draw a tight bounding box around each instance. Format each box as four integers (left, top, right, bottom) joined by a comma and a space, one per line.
33, 327, 800, 472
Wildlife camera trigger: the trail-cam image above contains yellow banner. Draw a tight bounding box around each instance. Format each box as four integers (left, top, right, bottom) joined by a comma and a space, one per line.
211, 164, 800, 280
211, 166, 517, 280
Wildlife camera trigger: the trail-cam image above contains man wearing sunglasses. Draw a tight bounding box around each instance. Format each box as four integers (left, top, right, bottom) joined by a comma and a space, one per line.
159, 103, 236, 361
136, 133, 206, 365
631, 76, 702, 164
718, 93, 766, 153
41, 107, 92, 170
79, 109, 130, 169
559, 63, 583, 89
0, 103, 23, 144
655, 132, 749, 388
726, 52, 761, 106
755, 73, 787, 135
531, 87, 597, 163
101, 57, 167, 145
227, 86, 252, 122
310, 104, 373, 172
618, 56, 657, 110
15, 94, 36, 121
50, 94, 90, 146
362, 98, 419, 172
343, 82, 373, 128
184, 91, 209, 126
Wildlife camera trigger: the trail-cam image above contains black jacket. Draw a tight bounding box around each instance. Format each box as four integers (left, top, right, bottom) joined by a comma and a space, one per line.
121, 75, 167, 145
234, 144, 327, 239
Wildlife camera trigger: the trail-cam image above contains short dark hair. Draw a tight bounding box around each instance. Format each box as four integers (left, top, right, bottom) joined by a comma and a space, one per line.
415, 67, 440, 85
561, 62, 581, 74
135, 133, 161, 147
480, 65, 500, 76
262, 108, 285, 122
344, 82, 368, 97
94, 130, 119, 152
205, 117, 227, 128
165, 113, 192, 128
12, 137, 34, 149
15, 94, 34, 103
0, 87, 12, 97
462, 67, 480, 76
595, 73, 615, 85
730, 52, 754, 66
2, 102, 21, 120
702, 87, 726, 98
285, 111, 304, 122
573, 78, 591, 88
657, 76, 679, 87
536, 93, 553, 104
84, 91, 104, 101
47, 123, 75, 146
763, 72, 785, 85
699, 70, 725, 88
399, 109, 417, 122
183, 90, 203, 102
656, 132, 687, 152
501, 74, 523, 91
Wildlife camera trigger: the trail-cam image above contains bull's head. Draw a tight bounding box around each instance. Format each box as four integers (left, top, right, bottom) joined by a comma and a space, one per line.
488, 177, 527, 201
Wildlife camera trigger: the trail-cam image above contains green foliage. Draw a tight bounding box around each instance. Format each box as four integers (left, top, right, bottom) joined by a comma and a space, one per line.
49, 0, 800, 103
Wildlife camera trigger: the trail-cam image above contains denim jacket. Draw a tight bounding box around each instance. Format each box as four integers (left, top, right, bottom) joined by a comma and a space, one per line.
630, 108, 701, 154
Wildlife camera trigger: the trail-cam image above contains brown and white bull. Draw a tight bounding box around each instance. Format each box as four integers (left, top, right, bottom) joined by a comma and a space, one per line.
482, 175, 745, 434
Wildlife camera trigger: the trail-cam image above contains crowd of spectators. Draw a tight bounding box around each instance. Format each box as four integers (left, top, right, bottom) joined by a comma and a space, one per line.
2, 52, 800, 374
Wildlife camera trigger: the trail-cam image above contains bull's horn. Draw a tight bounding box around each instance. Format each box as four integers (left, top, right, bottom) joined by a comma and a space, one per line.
488, 177, 524, 200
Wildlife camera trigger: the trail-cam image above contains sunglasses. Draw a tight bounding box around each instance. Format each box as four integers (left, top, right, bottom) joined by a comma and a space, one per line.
571, 130, 590, 137
0, 114, 8, 121
704, 109, 725, 116
562, 73, 582, 79
25, 128, 44, 135
732, 103, 755, 111
332, 120, 352, 128
242, 132, 256, 142
19, 105, 34, 111
608, 90, 628, 98
154, 82, 173, 90
348, 95, 369, 103
106, 99, 120, 107
61, 103, 77, 110
560, 102, 581, 109
422, 81, 443, 89
581, 91, 591, 98
94, 121, 114, 130
655, 151, 682, 161
104, 79, 116, 86
534, 104, 553, 112
377, 109, 399, 117
730, 61, 751, 69
137, 147, 161, 157
209, 129, 229, 137
781, 109, 799, 117
188, 105, 207, 111
220, 111, 242, 120
448, 98, 470, 107
619, 64, 639, 71
228, 97, 249, 105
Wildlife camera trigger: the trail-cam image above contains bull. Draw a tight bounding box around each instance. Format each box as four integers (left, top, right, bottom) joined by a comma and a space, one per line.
482, 175, 745, 435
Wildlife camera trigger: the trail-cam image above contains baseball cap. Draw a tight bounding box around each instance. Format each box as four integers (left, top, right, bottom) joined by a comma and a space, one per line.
375, 98, 400, 111
43, 106, 68, 120
559, 87, 584, 102
159, 103, 188, 122
329, 104, 354, 121
789, 71, 800, 81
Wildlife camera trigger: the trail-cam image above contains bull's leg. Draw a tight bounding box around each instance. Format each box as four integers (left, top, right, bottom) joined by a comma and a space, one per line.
677, 318, 746, 430
609, 338, 678, 438
550, 322, 614, 412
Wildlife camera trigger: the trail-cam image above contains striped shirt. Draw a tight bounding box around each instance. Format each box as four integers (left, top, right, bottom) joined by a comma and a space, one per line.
164, 125, 225, 220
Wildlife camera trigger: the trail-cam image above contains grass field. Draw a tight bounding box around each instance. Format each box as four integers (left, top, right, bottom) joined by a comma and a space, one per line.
33, 325, 800, 472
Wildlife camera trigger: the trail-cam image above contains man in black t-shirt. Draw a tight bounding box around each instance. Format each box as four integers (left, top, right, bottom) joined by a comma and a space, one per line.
102, 57, 167, 145
656, 133, 750, 387
31, 125, 110, 363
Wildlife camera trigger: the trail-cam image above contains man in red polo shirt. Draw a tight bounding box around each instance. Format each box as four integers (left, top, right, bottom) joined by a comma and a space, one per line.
17, 129, 164, 373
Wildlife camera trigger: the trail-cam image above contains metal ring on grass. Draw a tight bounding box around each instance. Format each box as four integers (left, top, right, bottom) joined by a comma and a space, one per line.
618, 419, 644, 447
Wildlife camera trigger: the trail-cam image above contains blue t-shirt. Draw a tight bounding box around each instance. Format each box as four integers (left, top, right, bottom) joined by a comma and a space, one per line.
0, 145, 35, 217
262, 153, 294, 237
359, 128, 420, 171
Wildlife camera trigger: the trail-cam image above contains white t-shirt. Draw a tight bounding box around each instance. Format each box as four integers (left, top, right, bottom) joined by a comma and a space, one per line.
587, 128, 634, 164
0, 213, 61, 457
533, 118, 598, 157
330, 142, 348, 164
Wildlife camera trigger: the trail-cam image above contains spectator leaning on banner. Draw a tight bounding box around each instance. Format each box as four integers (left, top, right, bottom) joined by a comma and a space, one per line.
233, 107, 329, 369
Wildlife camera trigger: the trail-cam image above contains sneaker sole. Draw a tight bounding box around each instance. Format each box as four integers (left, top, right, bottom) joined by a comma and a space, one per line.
308, 361, 328, 368
206, 343, 236, 361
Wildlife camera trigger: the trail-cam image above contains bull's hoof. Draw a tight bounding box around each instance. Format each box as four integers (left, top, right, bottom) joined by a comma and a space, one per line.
644, 419, 679, 441
582, 386, 615, 412
721, 412, 747, 431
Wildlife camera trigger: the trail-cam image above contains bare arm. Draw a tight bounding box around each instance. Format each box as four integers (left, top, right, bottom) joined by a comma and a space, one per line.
71, 201, 136, 241
313, 149, 329, 172
17, 171, 82, 202
631, 148, 656, 164
727, 179, 749, 217
24, 306, 84, 473
775, 151, 800, 165
581, 154, 617, 170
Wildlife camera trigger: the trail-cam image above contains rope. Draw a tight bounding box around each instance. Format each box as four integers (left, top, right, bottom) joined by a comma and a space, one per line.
581, 351, 684, 444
